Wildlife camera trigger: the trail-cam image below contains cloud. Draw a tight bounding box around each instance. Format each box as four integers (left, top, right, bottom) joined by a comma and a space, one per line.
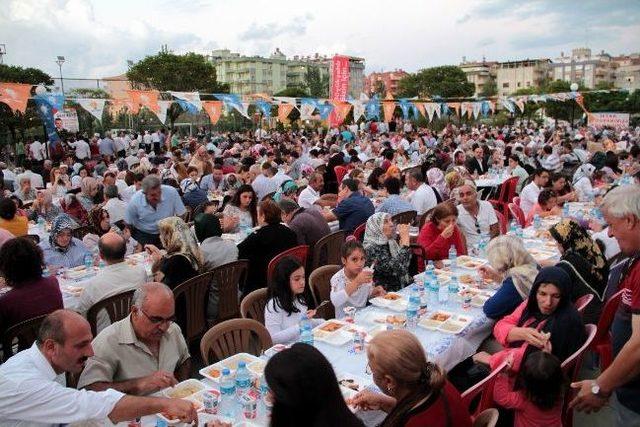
476, 37, 495, 48
456, 14, 471, 24
239, 14, 314, 41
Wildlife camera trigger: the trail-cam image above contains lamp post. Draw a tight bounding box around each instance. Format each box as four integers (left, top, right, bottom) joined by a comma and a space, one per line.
570, 82, 579, 129
55, 56, 65, 95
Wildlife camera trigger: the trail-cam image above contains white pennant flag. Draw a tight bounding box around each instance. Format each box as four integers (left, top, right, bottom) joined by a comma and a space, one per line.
77, 98, 106, 122
424, 103, 438, 122
351, 100, 365, 122
239, 102, 251, 119
300, 103, 316, 120
153, 100, 173, 124
169, 91, 202, 111
472, 102, 482, 119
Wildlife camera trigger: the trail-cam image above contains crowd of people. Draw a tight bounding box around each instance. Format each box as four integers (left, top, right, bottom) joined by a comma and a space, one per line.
0, 118, 639, 426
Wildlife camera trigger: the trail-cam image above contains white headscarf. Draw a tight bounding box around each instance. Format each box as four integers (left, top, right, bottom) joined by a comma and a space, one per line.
363, 212, 400, 257
573, 164, 595, 185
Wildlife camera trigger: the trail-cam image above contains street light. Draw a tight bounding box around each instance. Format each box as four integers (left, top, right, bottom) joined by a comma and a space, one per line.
55, 56, 65, 94
570, 82, 579, 128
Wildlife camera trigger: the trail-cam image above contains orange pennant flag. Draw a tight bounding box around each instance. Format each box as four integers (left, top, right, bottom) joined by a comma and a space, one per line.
110, 99, 137, 115
447, 102, 461, 116
575, 94, 588, 113
382, 101, 396, 123
278, 103, 295, 122
331, 101, 352, 124
202, 101, 224, 125
127, 90, 159, 113
0, 83, 33, 113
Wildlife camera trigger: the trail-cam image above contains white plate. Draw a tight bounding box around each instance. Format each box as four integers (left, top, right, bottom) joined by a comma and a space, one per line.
418, 310, 454, 330
162, 379, 206, 399
455, 256, 487, 270
199, 353, 262, 382
313, 319, 348, 335
263, 344, 289, 358
369, 292, 404, 308
438, 316, 473, 334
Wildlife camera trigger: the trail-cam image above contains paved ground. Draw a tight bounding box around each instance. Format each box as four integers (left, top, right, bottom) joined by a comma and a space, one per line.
573, 355, 614, 426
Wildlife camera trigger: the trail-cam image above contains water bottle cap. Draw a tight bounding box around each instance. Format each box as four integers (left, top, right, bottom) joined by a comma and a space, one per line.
303, 324, 312, 330
222, 368, 230, 375
238, 361, 246, 368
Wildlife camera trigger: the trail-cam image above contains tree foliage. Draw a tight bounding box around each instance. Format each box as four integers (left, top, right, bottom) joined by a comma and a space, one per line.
479, 76, 497, 97
396, 66, 475, 98
305, 67, 329, 98
0, 64, 54, 85
274, 87, 310, 98
372, 80, 386, 97
67, 88, 111, 99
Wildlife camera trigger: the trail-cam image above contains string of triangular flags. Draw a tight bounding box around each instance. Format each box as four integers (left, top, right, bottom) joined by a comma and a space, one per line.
0, 82, 614, 127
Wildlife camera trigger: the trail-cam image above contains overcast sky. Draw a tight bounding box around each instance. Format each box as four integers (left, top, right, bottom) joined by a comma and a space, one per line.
1, 0, 639, 81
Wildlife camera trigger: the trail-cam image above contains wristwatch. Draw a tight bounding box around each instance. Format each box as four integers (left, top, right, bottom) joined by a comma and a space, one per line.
591, 381, 611, 398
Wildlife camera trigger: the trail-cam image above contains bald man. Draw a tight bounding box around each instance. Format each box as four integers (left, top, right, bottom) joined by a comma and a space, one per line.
0, 310, 197, 425
75, 232, 147, 333
78, 283, 190, 396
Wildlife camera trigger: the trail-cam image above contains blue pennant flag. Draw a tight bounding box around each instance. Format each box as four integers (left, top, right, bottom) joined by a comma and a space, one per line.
254, 100, 272, 117
175, 99, 199, 115
365, 96, 380, 120
481, 101, 491, 117
215, 94, 243, 113
33, 98, 60, 143
411, 103, 420, 120
441, 103, 450, 116
398, 99, 412, 120
35, 92, 65, 113
316, 102, 334, 120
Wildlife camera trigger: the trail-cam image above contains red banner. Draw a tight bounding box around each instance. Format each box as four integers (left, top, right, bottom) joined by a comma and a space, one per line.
0, 83, 32, 113
329, 55, 350, 126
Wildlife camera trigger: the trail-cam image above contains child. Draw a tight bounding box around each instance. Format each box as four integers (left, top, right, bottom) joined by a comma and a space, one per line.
493, 351, 564, 427
330, 240, 386, 318
525, 189, 561, 226
264, 256, 323, 344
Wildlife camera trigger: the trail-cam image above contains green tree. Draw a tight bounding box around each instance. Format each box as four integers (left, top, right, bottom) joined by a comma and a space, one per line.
0, 64, 54, 143
127, 51, 229, 127
479, 76, 497, 97
396, 66, 475, 98
594, 81, 615, 90
373, 80, 386, 97
305, 67, 329, 98
274, 87, 310, 98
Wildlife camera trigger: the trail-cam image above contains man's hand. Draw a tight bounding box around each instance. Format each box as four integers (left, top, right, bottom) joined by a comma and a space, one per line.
136, 371, 177, 395
161, 399, 198, 423
570, 381, 609, 413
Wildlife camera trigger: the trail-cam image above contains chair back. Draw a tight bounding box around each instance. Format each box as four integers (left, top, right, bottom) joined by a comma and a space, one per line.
513, 196, 521, 207
391, 210, 417, 225
86, 290, 135, 337
308, 265, 341, 319
352, 222, 366, 242
497, 177, 519, 204
461, 360, 509, 417
574, 294, 594, 315
561, 324, 598, 426
267, 245, 309, 286
594, 290, 623, 346
25, 234, 40, 244
508, 203, 526, 227
2, 314, 47, 362
472, 408, 499, 427
200, 318, 273, 365
494, 209, 507, 235
240, 288, 268, 324
334, 165, 348, 185
172, 271, 216, 343
211, 260, 249, 322
71, 225, 92, 240
310, 230, 345, 272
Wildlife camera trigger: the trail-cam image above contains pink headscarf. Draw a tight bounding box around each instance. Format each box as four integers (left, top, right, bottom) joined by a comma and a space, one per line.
427, 168, 448, 199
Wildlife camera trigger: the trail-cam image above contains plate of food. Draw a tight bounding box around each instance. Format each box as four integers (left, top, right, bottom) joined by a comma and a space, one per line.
456, 256, 487, 270
418, 311, 453, 330
199, 353, 262, 382
471, 294, 490, 307
162, 379, 206, 399
247, 360, 266, 376
438, 315, 473, 334
337, 373, 373, 394
370, 292, 405, 309
64, 266, 98, 280
459, 273, 475, 284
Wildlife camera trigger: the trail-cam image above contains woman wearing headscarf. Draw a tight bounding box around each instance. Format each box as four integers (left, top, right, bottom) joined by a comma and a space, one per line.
549, 218, 609, 324
474, 267, 586, 374
363, 212, 412, 291
59, 193, 89, 226
444, 170, 465, 201
480, 235, 540, 320
78, 177, 100, 212
13, 176, 36, 202
30, 189, 62, 223
272, 180, 298, 203
194, 213, 239, 323
82, 207, 112, 251
146, 216, 203, 289
180, 178, 208, 210
572, 164, 598, 202
39, 213, 91, 270
426, 168, 448, 200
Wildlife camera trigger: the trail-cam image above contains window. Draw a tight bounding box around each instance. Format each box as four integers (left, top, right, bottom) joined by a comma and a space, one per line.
517, 82, 521, 87
502, 82, 510, 88
526, 81, 531, 87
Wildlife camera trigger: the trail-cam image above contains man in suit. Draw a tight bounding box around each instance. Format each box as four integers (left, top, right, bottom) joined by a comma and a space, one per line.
466, 143, 488, 176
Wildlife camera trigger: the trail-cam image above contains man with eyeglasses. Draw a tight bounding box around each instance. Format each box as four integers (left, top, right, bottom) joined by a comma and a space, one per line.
456, 181, 499, 253
78, 282, 190, 395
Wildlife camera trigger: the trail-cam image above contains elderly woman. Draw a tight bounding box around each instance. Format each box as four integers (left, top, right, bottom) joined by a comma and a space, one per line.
351, 330, 471, 427
479, 235, 540, 320
82, 208, 112, 251
30, 189, 62, 223
363, 212, 412, 291
39, 214, 91, 270
0, 197, 28, 237
549, 218, 609, 324
13, 176, 36, 202
78, 177, 100, 212
146, 216, 203, 289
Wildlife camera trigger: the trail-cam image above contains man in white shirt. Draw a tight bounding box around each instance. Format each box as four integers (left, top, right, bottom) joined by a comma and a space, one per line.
75, 233, 146, 333
405, 169, 438, 215
519, 168, 550, 215
142, 130, 152, 153
456, 182, 500, 252
298, 173, 337, 210
0, 310, 197, 426
251, 162, 279, 201
103, 185, 128, 224
29, 139, 46, 162
122, 173, 144, 203
17, 161, 44, 189
67, 137, 91, 160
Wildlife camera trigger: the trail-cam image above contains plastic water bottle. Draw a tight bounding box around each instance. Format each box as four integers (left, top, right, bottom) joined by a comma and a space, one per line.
438, 279, 449, 305
448, 275, 460, 304
478, 234, 489, 257
448, 245, 457, 270
428, 274, 439, 305
509, 220, 517, 235
299, 312, 311, 336
425, 260, 435, 276
300, 324, 314, 346
235, 362, 251, 398
37, 217, 45, 231
406, 286, 420, 328
416, 278, 427, 315
562, 203, 569, 217
219, 368, 236, 417
83, 253, 93, 269
533, 214, 541, 230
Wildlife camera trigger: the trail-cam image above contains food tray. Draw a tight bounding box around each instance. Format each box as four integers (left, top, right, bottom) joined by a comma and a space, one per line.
455, 256, 487, 270
438, 315, 473, 334
471, 294, 490, 307
264, 344, 289, 358
199, 353, 262, 382
418, 310, 454, 330
162, 378, 206, 399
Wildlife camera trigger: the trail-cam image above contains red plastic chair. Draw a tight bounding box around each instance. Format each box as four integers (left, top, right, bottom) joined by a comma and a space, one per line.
461, 360, 509, 417
561, 324, 598, 426
489, 177, 519, 216
574, 294, 594, 315
494, 209, 507, 235
513, 196, 521, 207
334, 165, 348, 185
591, 290, 623, 371
508, 203, 526, 228
351, 222, 366, 242
267, 245, 309, 286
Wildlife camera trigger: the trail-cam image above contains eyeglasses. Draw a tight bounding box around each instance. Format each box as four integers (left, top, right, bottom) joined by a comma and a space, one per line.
140, 308, 175, 325
475, 220, 481, 235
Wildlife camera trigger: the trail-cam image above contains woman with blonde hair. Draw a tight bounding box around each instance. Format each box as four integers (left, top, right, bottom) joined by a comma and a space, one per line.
146, 216, 203, 288
351, 330, 471, 427
78, 177, 99, 212
479, 235, 539, 320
